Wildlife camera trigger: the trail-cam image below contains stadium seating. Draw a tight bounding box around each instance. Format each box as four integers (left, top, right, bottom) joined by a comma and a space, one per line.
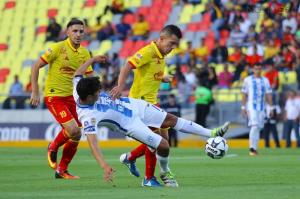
0, 0, 298, 106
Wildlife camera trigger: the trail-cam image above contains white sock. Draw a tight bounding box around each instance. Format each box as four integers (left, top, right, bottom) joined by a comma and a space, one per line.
249, 126, 260, 150
156, 154, 170, 173
174, 118, 211, 137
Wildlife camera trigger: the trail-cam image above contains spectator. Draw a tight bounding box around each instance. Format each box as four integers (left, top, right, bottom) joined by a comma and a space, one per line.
227, 24, 246, 47
210, 39, 228, 63
45, 18, 62, 42
83, 18, 93, 41
160, 94, 181, 147
90, 16, 102, 40
264, 104, 281, 148
264, 39, 280, 62
282, 26, 295, 45
195, 80, 213, 127
3, 75, 25, 109
246, 45, 263, 67
184, 65, 197, 89
198, 63, 218, 89
102, 0, 132, 16
180, 41, 194, 65
111, 15, 131, 41
232, 53, 247, 82
131, 14, 149, 41
264, 63, 279, 103
282, 11, 298, 34
228, 45, 242, 63
245, 25, 258, 45
194, 38, 209, 63
97, 21, 115, 41
281, 45, 295, 70
247, 38, 264, 56
208, 1, 225, 39
218, 63, 233, 88
283, 90, 300, 148
110, 52, 121, 69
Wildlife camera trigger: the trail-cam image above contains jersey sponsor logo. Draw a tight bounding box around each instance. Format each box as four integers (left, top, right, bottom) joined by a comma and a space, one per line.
97, 93, 133, 117
154, 71, 164, 81
59, 66, 75, 75
84, 126, 96, 132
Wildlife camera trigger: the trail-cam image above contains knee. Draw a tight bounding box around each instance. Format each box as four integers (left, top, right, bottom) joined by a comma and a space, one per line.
66, 126, 81, 141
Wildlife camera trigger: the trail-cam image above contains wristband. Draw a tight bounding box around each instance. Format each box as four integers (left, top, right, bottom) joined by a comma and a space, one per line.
241, 106, 246, 110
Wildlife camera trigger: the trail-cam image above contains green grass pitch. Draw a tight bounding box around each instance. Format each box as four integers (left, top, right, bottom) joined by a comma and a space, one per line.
0, 147, 300, 199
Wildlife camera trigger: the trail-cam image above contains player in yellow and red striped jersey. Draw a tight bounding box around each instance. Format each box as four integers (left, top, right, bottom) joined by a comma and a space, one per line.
110, 25, 182, 187
30, 19, 107, 179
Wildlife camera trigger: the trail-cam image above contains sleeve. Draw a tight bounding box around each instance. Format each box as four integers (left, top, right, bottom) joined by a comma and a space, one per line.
127, 48, 150, 69
40, 43, 60, 64
241, 78, 249, 94
73, 75, 83, 102
264, 78, 272, 94
81, 115, 97, 135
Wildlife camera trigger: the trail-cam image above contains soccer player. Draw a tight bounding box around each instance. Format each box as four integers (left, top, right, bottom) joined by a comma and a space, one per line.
241, 63, 274, 156
30, 19, 107, 179
73, 56, 230, 183
110, 25, 181, 187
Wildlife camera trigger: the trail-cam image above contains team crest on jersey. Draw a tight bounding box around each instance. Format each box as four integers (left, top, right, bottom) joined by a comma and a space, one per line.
136, 53, 143, 59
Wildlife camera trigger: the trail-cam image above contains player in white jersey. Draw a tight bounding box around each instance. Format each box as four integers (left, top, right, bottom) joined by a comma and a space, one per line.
73, 56, 230, 183
241, 64, 274, 156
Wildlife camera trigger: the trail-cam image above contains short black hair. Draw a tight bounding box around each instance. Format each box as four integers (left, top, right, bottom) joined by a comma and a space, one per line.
67, 18, 84, 28
76, 76, 101, 100
161, 25, 182, 39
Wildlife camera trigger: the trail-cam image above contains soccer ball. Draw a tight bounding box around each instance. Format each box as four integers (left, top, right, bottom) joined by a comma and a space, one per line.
205, 136, 228, 159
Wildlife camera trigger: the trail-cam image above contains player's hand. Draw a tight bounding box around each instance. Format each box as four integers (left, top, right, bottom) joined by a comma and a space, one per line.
30, 91, 40, 106
241, 109, 248, 118
93, 55, 108, 64
109, 85, 124, 99
162, 75, 174, 83
103, 165, 115, 183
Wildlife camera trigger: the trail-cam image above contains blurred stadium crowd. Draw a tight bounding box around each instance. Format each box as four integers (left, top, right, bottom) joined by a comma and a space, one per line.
0, 0, 300, 110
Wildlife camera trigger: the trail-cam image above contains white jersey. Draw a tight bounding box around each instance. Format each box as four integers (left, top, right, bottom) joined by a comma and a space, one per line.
241, 75, 272, 111
72, 76, 167, 149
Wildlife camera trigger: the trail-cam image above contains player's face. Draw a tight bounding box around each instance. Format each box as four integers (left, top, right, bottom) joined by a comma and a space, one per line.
67, 24, 85, 47
253, 65, 262, 76
159, 34, 179, 55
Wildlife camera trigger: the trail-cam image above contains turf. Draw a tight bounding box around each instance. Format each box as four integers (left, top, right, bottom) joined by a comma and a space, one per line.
0, 147, 299, 199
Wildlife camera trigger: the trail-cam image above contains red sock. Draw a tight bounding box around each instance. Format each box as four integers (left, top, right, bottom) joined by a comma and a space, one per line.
145, 148, 157, 180
128, 144, 147, 161
58, 139, 79, 172
49, 129, 69, 151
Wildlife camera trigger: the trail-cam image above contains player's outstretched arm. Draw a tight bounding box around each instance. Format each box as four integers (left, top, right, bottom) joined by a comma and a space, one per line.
30, 58, 47, 106
86, 134, 114, 182
110, 62, 132, 99
74, 55, 107, 76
